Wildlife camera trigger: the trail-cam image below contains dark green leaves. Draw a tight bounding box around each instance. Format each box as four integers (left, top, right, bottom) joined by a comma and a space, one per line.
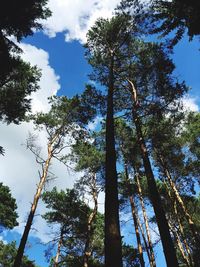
0, 183, 18, 230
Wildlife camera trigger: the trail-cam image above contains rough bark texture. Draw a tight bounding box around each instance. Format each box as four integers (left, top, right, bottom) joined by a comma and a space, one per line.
128, 80, 179, 267
83, 174, 98, 267
124, 165, 145, 267
135, 172, 156, 267
13, 133, 58, 267
105, 52, 123, 267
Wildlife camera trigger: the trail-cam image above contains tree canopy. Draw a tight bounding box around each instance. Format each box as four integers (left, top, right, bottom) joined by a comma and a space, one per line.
0, 182, 18, 230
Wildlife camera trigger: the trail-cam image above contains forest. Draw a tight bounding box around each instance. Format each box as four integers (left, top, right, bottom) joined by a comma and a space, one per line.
0, 0, 200, 266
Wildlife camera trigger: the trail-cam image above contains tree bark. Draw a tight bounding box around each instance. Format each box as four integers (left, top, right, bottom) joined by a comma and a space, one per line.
158, 153, 200, 248
135, 172, 156, 267
124, 164, 145, 267
164, 180, 194, 267
83, 174, 98, 267
127, 79, 179, 267
54, 228, 63, 267
174, 203, 194, 267
168, 221, 191, 267
13, 133, 59, 267
105, 51, 123, 267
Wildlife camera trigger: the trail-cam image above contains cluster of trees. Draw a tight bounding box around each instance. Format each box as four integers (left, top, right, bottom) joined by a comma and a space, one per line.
0, 0, 200, 266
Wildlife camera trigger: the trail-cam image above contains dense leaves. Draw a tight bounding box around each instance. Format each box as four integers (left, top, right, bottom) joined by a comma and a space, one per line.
0, 241, 37, 267
151, 0, 200, 44
0, 59, 41, 124
0, 183, 18, 230
0, 0, 51, 123
42, 188, 104, 266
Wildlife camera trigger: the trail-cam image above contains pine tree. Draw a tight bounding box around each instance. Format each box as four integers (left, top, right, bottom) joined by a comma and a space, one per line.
42, 187, 104, 267
86, 15, 134, 267
0, 0, 51, 124
14, 91, 97, 266
0, 182, 18, 231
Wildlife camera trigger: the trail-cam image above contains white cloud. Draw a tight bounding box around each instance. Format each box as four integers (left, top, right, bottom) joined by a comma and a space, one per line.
0, 122, 81, 243
0, 42, 105, 244
43, 0, 121, 43
0, 43, 80, 243
19, 43, 60, 113
87, 116, 102, 131
181, 95, 199, 112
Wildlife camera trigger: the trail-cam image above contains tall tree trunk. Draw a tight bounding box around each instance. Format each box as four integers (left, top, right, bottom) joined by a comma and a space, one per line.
136, 206, 153, 267
54, 228, 63, 267
105, 51, 123, 267
83, 174, 98, 267
124, 164, 145, 267
13, 134, 58, 267
164, 180, 194, 267
127, 79, 179, 267
158, 153, 200, 248
168, 221, 191, 267
174, 203, 194, 267
135, 172, 156, 267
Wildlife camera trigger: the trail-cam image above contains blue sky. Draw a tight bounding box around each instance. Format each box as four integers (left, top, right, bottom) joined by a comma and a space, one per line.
1, 1, 200, 266
24, 32, 92, 97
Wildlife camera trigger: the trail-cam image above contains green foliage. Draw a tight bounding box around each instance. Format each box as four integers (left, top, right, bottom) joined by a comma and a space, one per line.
114, 118, 141, 167
122, 244, 140, 267
0, 183, 18, 230
0, 241, 38, 267
151, 0, 200, 45
42, 187, 89, 229
60, 213, 104, 267
85, 14, 133, 86
0, 59, 41, 124
183, 112, 200, 159
0, 0, 51, 41
42, 187, 104, 266
32, 87, 98, 132
71, 139, 105, 173
0, 0, 51, 124
179, 112, 200, 187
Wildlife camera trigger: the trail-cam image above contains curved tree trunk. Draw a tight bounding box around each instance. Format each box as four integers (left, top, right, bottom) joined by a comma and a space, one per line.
105, 51, 123, 267
135, 172, 156, 267
83, 174, 98, 267
13, 132, 60, 267
127, 79, 179, 267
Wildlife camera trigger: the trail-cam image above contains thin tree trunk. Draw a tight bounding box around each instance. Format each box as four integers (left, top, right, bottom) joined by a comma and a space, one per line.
83, 174, 98, 267
124, 164, 145, 267
168, 221, 191, 267
127, 79, 179, 267
158, 153, 200, 247
54, 228, 63, 267
105, 51, 123, 267
164, 180, 194, 267
136, 208, 153, 267
135, 172, 156, 267
13, 133, 59, 267
174, 203, 194, 267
